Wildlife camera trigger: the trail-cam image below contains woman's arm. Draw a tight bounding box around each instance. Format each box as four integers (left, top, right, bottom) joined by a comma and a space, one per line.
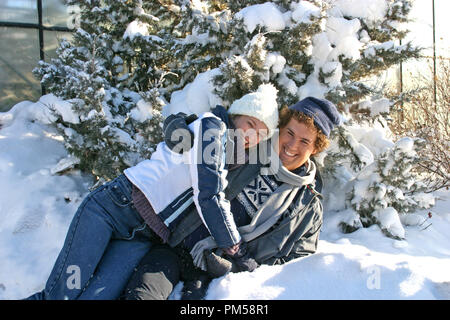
188, 115, 242, 249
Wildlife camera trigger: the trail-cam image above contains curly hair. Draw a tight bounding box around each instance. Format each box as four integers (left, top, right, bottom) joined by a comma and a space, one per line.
278, 106, 330, 154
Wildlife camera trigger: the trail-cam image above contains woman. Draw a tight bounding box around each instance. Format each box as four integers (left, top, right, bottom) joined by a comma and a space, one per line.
25, 84, 279, 300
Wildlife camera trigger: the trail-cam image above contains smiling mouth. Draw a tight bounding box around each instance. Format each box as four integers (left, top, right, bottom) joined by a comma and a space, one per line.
283, 147, 297, 158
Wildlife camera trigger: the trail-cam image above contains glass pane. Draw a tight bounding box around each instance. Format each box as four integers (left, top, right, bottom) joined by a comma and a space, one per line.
44, 30, 74, 60
0, 27, 41, 112
0, 0, 38, 24
402, 0, 434, 91
435, 0, 450, 58
42, 0, 74, 28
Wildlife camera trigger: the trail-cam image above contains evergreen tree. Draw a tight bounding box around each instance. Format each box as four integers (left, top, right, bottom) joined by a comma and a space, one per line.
341, 135, 433, 239
34, 0, 168, 181
34, 0, 434, 238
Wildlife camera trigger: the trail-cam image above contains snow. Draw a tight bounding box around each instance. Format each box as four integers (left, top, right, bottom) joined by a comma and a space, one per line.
0, 99, 92, 300
235, 2, 286, 33
290, 1, 321, 24
123, 19, 150, 39
265, 52, 286, 75
1, 98, 450, 300
129, 99, 154, 122
204, 194, 450, 300
359, 98, 392, 116
326, 16, 362, 61
373, 207, 406, 239
0, 0, 448, 301
328, 0, 388, 28
164, 68, 224, 117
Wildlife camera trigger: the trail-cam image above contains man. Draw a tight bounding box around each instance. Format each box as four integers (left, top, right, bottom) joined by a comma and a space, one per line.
122, 97, 341, 300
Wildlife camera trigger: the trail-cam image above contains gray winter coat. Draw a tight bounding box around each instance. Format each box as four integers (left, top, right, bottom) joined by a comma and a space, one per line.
168, 161, 323, 265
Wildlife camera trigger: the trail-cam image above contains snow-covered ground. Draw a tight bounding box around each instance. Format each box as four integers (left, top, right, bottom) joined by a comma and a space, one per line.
1, 97, 449, 300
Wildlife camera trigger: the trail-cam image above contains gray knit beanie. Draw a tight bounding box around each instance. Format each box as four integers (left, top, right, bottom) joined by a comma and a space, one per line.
288, 97, 341, 137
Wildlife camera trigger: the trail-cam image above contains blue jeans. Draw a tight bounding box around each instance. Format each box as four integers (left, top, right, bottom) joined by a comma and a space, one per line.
26, 174, 156, 300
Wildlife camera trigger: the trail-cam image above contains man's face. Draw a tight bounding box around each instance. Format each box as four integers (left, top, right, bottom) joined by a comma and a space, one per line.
277, 118, 318, 171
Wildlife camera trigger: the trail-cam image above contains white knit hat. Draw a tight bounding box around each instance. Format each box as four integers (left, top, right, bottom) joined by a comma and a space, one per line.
227, 83, 279, 138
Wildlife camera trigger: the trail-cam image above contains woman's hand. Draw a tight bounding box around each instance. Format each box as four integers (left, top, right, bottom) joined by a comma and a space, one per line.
223, 242, 241, 256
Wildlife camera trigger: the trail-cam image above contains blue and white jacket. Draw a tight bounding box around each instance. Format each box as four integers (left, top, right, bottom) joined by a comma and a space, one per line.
124, 107, 241, 248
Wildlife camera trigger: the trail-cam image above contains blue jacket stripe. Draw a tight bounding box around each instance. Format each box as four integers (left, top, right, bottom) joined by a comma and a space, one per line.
193, 116, 241, 248
158, 188, 193, 222
164, 197, 194, 227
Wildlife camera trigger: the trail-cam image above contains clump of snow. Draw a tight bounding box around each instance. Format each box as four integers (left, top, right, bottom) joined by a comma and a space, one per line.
185, 23, 217, 46
298, 74, 328, 100
277, 67, 300, 96
129, 99, 153, 122
345, 120, 395, 158
329, 0, 388, 28
321, 61, 343, 88
164, 68, 224, 116
265, 52, 286, 75
290, 1, 321, 24
235, 2, 285, 33
50, 155, 80, 175
359, 98, 392, 116
373, 207, 406, 239
326, 16, 362, 61
311, 32, 333, 67
123, 20, 150, 40
0, 94, 79, 126
395, 137, 415, 154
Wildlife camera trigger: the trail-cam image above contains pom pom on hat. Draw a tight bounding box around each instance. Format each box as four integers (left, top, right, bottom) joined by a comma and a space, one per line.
228, 84, 279, 138
288, 97, 341, 137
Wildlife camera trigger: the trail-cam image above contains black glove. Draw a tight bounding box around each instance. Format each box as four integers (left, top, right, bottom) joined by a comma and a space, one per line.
226, 242, 259, 273
163, 112, 197, 154
204, 243, 259, 278
181, 272, 212, 300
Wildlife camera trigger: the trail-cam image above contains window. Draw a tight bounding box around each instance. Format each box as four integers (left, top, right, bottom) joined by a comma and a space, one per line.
0, 0, 74, 112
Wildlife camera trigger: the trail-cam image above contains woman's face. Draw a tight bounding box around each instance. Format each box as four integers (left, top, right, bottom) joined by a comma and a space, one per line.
277, 118, 318, 171
232, 115, 269, 149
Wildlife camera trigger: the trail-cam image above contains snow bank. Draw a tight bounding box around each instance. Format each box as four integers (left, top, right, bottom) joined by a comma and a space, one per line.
0, 94, 79, 126
205, 196, 450, 300
0, 98, 92, 300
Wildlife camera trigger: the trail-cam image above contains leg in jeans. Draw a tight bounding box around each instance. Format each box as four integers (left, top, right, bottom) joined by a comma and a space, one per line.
78, 237, 153, 300
26, 174, 151, 300
122, 245, 181, 300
